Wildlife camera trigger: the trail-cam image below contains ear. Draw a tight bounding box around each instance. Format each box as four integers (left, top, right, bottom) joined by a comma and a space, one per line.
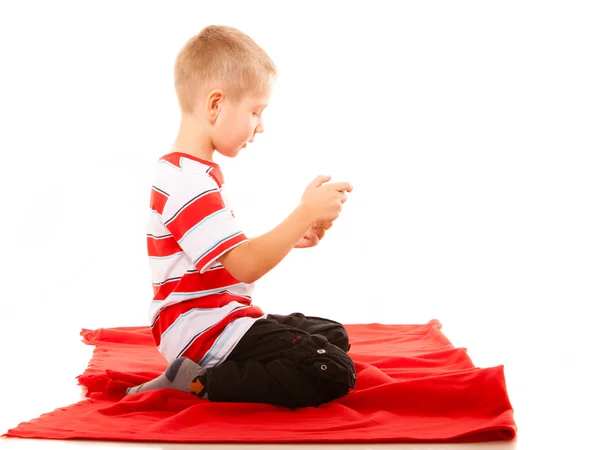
206, 89, 224, 122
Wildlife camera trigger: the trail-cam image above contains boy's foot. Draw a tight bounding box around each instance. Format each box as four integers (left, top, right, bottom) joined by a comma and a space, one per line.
126, 357, 209, 399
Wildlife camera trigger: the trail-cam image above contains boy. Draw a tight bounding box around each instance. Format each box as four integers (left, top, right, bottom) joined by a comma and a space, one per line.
126, 25, 356, 409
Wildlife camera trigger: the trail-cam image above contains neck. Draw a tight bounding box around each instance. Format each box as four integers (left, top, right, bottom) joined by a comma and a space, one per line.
172, 114, 214, 161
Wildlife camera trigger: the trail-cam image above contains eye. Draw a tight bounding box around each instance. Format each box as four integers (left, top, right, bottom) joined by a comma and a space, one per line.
253, 112, 261, 117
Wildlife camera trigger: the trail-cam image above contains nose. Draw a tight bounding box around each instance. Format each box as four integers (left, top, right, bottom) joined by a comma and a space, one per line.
255, 118, 265, 134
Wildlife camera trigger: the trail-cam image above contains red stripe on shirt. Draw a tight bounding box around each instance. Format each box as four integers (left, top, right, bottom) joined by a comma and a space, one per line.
150, 188, 168, 215
152, 267, 241, 301
162, 152, 219, 172
166, 191, 225, 241
208, 167, 224, 188
181, 305, 265, 363
196, 233, 247, 272
151, 293, 256, 345
152, 278, 179, 298
147, 235, 180, 258
159, 153, 183, 169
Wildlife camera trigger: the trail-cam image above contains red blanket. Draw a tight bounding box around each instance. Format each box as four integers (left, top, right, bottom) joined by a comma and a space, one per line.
4, 319, 516, 443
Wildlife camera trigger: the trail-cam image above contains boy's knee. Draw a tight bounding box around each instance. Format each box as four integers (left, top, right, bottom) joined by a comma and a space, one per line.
277, 334, 356, 408
304, 336, 356, 391
324, 325, 350, 352
321, 321, 351, 352
312, 351, 356, 404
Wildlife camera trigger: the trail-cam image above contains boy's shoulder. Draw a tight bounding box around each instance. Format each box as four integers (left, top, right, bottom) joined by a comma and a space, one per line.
153, 152, 224, 195
157, 152, 213, 173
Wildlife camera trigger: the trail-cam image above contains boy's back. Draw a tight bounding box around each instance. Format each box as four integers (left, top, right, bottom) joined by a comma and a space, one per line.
147, 152, 265, 366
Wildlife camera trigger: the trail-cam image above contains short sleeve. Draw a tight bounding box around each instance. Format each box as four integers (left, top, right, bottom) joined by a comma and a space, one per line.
161, 173, 248, 273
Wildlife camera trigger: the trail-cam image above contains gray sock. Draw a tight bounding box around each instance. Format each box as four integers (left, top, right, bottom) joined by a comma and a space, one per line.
126, 357, 209, 399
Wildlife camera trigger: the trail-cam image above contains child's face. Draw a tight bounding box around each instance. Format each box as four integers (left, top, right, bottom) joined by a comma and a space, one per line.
212, 90, 271, 158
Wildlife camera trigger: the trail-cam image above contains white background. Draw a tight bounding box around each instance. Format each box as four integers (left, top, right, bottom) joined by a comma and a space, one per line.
0, 1, 598, 449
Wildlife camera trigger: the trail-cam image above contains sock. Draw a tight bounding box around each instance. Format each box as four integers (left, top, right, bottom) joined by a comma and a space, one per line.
126, 357, 209, 399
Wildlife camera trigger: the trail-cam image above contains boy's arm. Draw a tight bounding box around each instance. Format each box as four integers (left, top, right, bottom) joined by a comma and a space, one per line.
218, 204, 313, 284
218, 176, 351, 284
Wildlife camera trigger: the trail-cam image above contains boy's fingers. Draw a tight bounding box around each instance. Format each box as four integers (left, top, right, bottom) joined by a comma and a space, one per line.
309, 175, 332, 189
314, 228, 326, 239
326, 182, 353, 193
313, 221, 333, 230
323, 221, 334, 230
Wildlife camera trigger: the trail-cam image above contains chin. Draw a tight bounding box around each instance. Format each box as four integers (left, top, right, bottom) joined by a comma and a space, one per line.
214, 147, 239, 159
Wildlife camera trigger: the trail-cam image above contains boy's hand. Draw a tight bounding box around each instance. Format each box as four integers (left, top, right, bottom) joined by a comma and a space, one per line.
300, 175, 353, 224
294, 221, 333, 248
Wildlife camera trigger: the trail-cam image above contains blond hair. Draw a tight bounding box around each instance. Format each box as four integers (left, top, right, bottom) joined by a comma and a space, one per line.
174, 25, 277, 114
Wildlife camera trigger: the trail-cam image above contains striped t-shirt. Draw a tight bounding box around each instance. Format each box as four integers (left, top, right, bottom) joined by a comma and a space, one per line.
147, 152, 267, 366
